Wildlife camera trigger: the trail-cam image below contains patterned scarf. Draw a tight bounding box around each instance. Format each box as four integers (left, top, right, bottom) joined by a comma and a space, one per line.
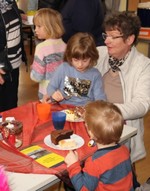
108, 52, 130, 72
0, 0, 13, 13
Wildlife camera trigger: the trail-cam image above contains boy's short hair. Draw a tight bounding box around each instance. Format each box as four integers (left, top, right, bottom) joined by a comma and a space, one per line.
64, 32, 99, 68
33, 8, 64, 38
84, 100, 124, 145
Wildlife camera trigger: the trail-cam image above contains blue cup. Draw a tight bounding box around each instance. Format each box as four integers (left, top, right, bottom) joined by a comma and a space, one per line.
52, 111, 66, 130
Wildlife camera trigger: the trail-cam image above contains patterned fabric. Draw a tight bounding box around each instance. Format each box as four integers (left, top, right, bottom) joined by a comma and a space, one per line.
1, 5, 22, 69
108, 51, 130, 72
0, 0, 13, 13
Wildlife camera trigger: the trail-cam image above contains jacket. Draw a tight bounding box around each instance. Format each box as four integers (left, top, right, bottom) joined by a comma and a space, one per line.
96, 46, 150, 162
0, 0, 27, 67
61, 0, 105, 46
38, 0, 67, 11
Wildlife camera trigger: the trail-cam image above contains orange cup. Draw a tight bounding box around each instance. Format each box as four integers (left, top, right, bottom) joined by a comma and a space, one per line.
36, 103, 51, 121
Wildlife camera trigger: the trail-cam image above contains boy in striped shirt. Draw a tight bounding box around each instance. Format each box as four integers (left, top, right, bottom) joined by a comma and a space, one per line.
65, 100, 133, 191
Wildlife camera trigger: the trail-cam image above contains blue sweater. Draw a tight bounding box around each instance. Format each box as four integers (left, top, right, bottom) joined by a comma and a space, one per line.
47, 62, 106, 106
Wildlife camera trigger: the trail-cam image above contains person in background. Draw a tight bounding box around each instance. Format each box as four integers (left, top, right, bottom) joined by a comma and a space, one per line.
61, 0, 105, 46
27, 0, 67, 12
38, 0, 66, 11
30, 8, 66, 100
104, 0, 121, 14
43, 32, 106, 106
0, 0, 27, 112
65, 100, 133, 191
28, 0, 38, 11
96, 11, 150, 189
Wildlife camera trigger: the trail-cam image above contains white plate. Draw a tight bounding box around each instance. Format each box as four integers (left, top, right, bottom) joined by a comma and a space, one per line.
44, 134, 84, 150
61, 109, 84, 122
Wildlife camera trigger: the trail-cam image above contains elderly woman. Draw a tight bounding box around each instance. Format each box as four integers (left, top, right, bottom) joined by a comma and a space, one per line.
96, 11, 150, 189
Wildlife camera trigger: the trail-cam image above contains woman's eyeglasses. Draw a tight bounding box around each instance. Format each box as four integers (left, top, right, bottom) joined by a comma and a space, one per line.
102, 33, 124, 40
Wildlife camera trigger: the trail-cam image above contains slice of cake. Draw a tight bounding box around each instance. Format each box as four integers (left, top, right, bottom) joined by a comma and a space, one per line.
63, 109, 78, 121
51, 129, 73, 145
59, 139, 76, 149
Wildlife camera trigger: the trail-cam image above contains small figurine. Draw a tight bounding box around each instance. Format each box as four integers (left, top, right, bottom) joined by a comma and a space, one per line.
88, 139, 96, 147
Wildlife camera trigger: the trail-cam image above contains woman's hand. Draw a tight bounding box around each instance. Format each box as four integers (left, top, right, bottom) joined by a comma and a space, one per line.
0, 69, 5, 85
21, 13, 27, 21
74, 106, 85, 118
65, 150, 78, 167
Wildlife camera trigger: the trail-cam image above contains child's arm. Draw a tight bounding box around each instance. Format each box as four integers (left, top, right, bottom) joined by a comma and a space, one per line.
93, 70, 106, 101
46, 64, 66, 100
66, 155, 99, 191
43, 90, 64, 103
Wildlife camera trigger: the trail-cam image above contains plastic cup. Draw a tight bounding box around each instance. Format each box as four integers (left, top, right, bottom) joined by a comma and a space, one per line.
37, 103, 51, 121
27, 15, 34, 24
52, 112, 66, 130
27, 10, 36, 24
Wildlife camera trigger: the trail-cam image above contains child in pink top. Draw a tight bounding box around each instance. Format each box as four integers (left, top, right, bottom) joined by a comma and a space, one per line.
30, 8, 66, 99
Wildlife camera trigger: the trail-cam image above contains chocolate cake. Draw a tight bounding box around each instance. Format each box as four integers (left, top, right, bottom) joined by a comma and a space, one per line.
51, 129, 73, 145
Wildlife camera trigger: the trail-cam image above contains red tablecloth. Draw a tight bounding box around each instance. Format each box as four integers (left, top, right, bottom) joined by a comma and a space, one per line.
0, 102, 96, 180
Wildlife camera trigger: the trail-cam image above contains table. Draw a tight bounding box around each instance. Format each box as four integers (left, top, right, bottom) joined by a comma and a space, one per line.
138, 36, 150, 58
0, 102, 137, 191
7, 173, 59, 191
7, 124, 137, 191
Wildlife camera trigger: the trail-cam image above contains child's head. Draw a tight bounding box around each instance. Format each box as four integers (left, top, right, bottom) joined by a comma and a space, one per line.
33, 8, 64, 39
64, 32, 99, 69
84, 100, 124, 145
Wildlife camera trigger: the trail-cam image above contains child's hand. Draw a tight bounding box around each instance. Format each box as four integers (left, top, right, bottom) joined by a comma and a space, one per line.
42, 94, 50, 103
52, 90, 64, 102
65, 150, 78, 167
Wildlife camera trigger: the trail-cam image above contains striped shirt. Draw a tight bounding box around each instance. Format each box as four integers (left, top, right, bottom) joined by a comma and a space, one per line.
30, 38, 66, 99
2, 6, 23, 69
67, 144, 134, 191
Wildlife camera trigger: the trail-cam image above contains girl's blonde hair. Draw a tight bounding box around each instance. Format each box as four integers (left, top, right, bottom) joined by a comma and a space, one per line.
64, 32, 99, 68
84, 100, 124, 145
33, 8, 65, 39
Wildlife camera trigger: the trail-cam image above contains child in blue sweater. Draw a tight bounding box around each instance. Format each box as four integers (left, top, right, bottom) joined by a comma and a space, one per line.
43, 32, 106, 106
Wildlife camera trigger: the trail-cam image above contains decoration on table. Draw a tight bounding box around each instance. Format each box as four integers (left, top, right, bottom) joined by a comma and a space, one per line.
0, 117, 23, 148
88, 139, 96, 147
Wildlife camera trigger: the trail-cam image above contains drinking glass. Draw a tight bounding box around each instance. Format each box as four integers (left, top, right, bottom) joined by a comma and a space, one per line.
52, 112, 66, 130
37, 103, 51, 121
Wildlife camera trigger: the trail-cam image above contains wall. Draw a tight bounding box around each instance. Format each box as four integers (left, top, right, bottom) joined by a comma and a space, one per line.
119, 0, 149, 57
17, 0, 28, 13
128, 0, 150, 11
